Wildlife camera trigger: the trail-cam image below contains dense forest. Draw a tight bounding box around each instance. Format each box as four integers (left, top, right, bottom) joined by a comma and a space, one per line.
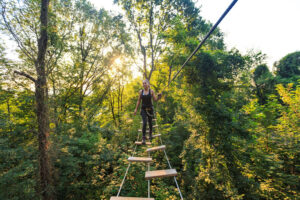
0, 0, 299, 199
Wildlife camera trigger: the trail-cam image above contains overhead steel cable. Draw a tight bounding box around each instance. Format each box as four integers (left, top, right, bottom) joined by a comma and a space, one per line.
162, 0, 239, 93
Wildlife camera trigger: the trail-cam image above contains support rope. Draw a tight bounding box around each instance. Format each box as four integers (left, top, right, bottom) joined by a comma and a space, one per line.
154, 103, 184, 200
148, 151, 151, 198
117, 124, 141, 196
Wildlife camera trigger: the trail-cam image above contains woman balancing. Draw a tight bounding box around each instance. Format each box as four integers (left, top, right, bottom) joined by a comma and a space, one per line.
134, 79, 162, 144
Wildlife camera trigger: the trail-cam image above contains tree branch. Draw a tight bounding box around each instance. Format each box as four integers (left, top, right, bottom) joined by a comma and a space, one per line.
0, 5, 35, 62
14, 70, 36, 83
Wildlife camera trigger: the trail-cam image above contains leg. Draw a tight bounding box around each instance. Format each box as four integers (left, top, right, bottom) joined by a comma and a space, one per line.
141, 109, 147, 144
147, 109, 153, 141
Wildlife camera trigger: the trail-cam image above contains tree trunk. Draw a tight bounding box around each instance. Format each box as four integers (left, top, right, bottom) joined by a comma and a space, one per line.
110, 93, 117, 126
168, 65, 173, 84
135, 26, 147, 79
6, 98, 12, 132
120, 85, 124, 112
118, 82, 120, 121
35, 0, 53, 199
52, 79, 59, 134
148, 0, 154, 81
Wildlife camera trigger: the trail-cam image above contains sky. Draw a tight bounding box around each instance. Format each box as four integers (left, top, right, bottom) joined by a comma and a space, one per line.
89, 0, 300, 68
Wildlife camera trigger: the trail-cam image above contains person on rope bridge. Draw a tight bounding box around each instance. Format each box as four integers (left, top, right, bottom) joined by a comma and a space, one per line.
134, 79, 162, 144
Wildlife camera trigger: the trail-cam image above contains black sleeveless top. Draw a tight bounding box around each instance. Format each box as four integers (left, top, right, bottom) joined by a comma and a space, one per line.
141, 89, 152, 109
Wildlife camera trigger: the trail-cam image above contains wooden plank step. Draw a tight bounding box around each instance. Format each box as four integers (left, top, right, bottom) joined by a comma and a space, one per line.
140, 119, 157, 123
143, 134, 160, 140
110, 197, 154, 200
153, 125, 158, 128
146, 145, 166, 152
145, 169, 177, 180
138, 128, 158, 132
145, 134, 161, 140
138, 129, 150, 132
128, 157, 153, 163
135, 141, 151, 145
152, 134, 161, 138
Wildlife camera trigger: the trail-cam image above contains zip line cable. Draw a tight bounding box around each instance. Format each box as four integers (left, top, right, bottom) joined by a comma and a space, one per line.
162, 0, 238, 93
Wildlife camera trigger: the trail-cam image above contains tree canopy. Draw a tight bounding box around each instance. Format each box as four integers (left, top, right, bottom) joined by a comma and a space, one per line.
0, 0, 299, 199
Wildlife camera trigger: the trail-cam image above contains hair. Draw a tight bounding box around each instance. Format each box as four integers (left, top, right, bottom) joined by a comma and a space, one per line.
143, 79, 150, 89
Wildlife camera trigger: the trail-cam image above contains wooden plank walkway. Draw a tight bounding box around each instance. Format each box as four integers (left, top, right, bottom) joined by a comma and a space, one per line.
112, 118, 180, 199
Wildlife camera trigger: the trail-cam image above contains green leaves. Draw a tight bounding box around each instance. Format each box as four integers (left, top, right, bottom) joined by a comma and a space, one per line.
242, 82, 300, 199
1, 0, 299, 199
275, 51, 300, 79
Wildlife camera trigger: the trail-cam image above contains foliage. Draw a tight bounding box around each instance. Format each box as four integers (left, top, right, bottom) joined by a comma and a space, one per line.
253, 64, 275, 104
0, 0, 299, 199
0, 86, 38, 199
242, 82, 300, 199
274, 51, 300, 85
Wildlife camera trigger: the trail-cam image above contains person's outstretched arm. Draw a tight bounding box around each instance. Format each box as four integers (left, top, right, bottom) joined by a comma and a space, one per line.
152, 90, 162, 102
134, 90, 142, 115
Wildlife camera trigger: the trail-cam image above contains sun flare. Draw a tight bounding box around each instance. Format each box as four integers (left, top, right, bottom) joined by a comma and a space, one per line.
115, 58, 122, 65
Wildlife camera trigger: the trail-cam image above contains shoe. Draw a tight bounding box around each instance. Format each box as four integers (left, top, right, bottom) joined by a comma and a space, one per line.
142, 136, 146, 145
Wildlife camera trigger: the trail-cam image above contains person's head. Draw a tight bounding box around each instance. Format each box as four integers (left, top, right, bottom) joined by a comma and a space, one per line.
142, 79, 150, 90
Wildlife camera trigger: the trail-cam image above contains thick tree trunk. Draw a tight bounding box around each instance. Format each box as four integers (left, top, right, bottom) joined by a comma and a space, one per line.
2, 1, 52, 197
35, 75, 52, 200
35, 0, 53, 199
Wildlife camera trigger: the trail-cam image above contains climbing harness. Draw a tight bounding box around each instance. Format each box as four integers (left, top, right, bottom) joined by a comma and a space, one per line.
145, 107, 154, 118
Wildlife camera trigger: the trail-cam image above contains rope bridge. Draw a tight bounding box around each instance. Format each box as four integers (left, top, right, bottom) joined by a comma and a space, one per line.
110, 1, 238, 199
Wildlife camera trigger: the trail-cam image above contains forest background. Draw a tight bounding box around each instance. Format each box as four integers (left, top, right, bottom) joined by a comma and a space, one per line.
0, 0, 299, 199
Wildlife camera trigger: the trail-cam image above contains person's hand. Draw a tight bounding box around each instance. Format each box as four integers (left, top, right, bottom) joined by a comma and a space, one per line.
133, 109, 137, 115
157, 93, 162, 100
